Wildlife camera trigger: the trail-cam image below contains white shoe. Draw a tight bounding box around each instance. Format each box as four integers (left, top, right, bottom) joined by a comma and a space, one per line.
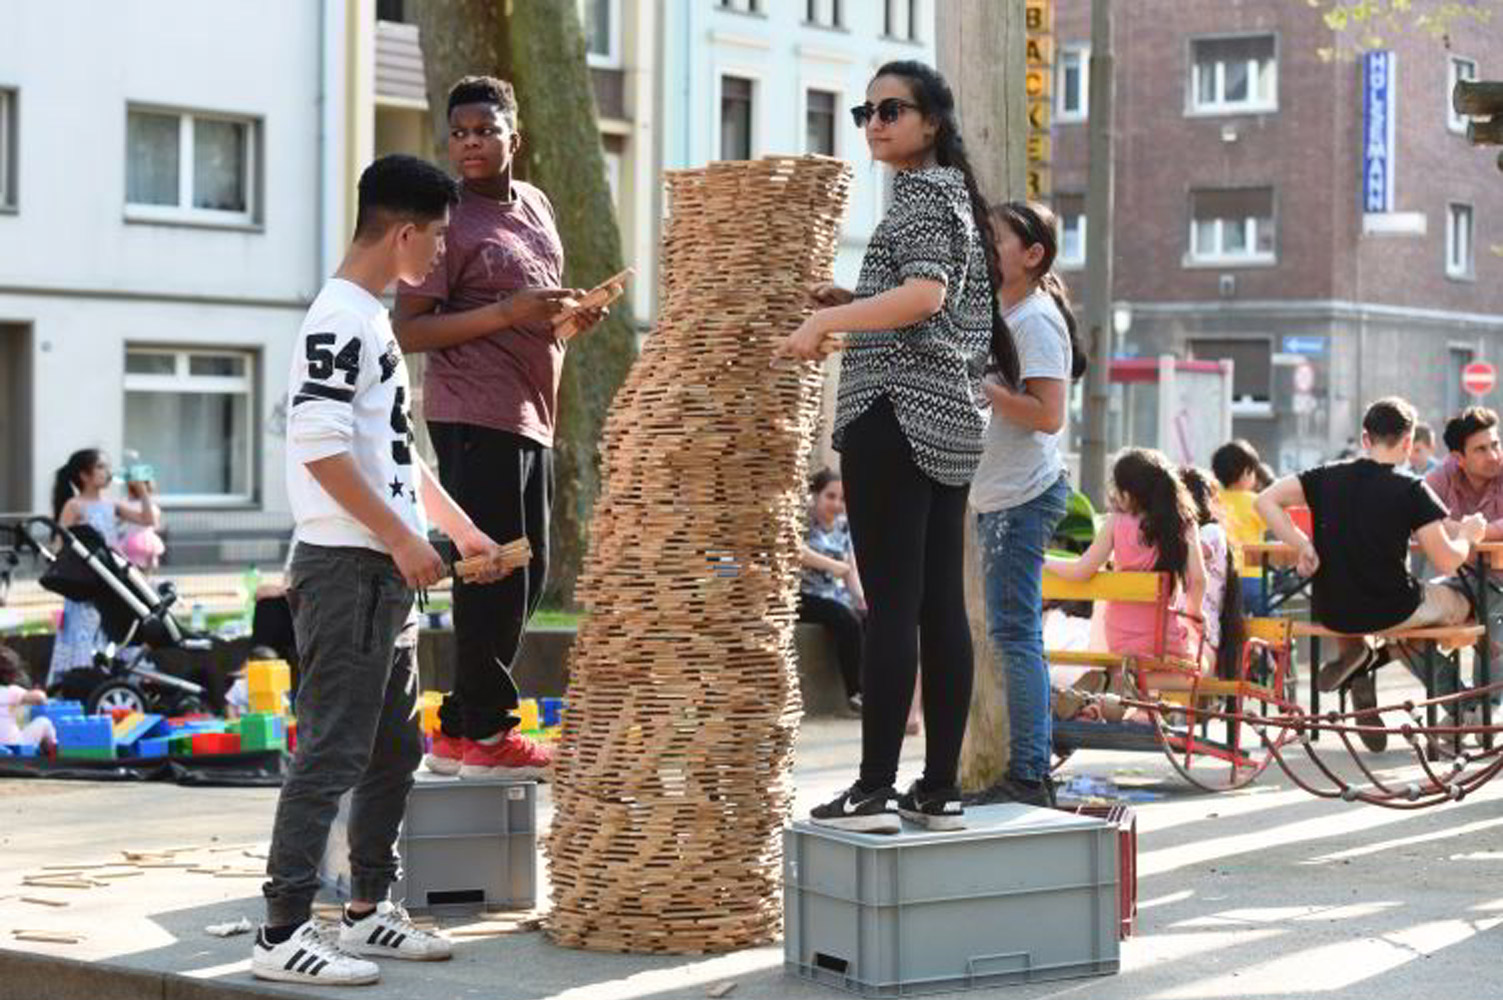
252, 921, 380, 986
339, 901, 453, 961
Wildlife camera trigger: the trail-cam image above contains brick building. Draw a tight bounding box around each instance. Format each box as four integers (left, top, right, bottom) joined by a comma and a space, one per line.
1050, 0, 1503, 471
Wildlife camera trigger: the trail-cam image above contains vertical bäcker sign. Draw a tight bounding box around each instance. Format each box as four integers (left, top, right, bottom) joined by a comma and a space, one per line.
1361, 50, 1396, 214
1025, 0, 1053, 199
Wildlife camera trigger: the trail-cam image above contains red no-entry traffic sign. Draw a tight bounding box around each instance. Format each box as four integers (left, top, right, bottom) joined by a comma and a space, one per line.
1464, 361, 1496, 397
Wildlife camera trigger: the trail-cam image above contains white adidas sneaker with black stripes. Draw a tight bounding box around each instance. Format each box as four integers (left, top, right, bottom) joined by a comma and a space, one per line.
252, 921, 380, 986
339, 901, 453, 961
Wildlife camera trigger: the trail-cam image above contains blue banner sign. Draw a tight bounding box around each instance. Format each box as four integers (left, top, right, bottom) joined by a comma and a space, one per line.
1362, 50, 1396, 214
1282, 335, 1328, 356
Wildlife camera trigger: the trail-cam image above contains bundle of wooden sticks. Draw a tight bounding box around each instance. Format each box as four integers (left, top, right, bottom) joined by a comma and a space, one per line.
453, 537, 532, 582
552, 267, 634, 341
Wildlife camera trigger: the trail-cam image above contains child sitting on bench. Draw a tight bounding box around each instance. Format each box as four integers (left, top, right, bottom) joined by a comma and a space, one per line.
1046, 448, 1206, 717
1255, 396, 1485, 752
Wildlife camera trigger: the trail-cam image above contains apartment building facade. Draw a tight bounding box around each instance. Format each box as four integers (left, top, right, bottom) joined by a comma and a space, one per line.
1051, 0, 1503, 471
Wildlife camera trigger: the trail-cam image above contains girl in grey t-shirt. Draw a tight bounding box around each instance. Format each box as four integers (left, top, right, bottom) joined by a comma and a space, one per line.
969, 201, 1088, 807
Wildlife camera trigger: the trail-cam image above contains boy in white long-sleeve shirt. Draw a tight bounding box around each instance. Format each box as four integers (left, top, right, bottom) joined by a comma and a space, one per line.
253, 155, 510, 987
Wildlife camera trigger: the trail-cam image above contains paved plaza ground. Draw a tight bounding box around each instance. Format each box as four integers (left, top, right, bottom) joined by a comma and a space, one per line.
2, 670, 1501, 1000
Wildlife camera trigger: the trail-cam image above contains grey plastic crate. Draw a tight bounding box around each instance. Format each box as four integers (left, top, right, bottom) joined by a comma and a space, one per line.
319, 772, 537, 914
784, 803, 1119, 996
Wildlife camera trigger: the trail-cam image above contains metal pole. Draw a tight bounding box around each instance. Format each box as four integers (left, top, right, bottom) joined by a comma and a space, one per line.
1079, 0, 1115, 507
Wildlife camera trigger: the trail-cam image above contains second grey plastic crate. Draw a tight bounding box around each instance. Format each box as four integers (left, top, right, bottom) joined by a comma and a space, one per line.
784, 803, 1119, 996
319, 773, 537, 914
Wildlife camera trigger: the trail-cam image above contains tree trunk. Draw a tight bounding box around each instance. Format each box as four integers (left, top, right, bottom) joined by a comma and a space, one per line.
412, 0, 637, 608
936, 0, 1029, 793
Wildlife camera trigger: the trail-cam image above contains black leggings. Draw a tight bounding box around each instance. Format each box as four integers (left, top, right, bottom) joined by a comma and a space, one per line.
797, 593, 863, 698
840, 396, 973, 790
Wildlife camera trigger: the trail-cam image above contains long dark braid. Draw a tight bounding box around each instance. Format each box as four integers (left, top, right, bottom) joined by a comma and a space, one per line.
875, 61, 1018, 386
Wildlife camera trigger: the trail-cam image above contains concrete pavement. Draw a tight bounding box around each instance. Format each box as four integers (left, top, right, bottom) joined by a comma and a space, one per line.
2, 673, 1502, 1000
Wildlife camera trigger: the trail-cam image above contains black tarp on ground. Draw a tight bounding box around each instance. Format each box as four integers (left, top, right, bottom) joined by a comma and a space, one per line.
0, 749, 288, 786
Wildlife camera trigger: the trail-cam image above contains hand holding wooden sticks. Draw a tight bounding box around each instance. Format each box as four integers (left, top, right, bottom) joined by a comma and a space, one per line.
454, 537, 532, 583
553, 267, 634, 341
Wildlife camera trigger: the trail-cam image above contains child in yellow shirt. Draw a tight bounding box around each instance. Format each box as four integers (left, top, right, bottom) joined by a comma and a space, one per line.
1213, 440, 1268, 614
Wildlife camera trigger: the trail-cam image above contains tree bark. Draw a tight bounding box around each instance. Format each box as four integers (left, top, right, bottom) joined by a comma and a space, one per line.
936, 0, 1029, 793
412, 0, 637, 607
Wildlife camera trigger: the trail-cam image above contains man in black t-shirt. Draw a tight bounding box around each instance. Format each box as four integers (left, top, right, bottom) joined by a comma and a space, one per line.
1255, 397, 1485, 750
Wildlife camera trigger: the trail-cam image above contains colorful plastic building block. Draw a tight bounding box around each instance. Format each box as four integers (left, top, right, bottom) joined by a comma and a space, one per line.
420, 691, 443, 737
516, 699, 539, 734
247, 659, 291, 716
113, 713, 166, 753
31, 701, 84, 724
55, 716, 117, 759
238, 713, 286, 752
169, 733, 195, 756
135, 736, 171, 758
287, 719, 298, 753
540, 698, 564, 728
2, 744, 39, 757
191, 733, 242, 755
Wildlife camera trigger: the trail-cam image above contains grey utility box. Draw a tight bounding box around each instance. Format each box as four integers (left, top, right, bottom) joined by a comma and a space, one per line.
319, 773, 537, 914
784, 803, 1119, 996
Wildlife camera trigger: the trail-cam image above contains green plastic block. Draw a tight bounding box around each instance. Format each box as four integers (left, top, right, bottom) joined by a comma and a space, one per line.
169, 734, 195, 756
58, 747, 116, 760
238, 713, 286, 752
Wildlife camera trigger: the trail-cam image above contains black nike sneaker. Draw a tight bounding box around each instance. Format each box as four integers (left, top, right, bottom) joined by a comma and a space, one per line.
810, 783, 901, 834
896, 780, 966, 831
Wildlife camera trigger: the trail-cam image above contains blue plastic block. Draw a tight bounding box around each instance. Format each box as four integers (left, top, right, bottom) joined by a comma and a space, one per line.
56, 716, 117, 756
134, 736, 171, 758
114, 713, 166, 748
32, 701, 85, 724
2, 744, 39, 757
541, 698, 564, 728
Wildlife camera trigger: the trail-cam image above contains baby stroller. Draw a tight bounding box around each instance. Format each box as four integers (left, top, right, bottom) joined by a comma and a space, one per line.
15, 516, 211, 716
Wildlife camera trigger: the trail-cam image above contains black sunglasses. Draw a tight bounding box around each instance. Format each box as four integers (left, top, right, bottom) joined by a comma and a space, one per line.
850, 98, 920, 128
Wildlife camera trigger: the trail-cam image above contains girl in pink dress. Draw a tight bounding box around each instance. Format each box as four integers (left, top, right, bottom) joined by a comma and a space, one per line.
1046, 449, 1206, 705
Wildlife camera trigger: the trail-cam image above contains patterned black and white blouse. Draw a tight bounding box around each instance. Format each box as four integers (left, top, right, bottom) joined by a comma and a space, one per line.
831, 166, 992, 487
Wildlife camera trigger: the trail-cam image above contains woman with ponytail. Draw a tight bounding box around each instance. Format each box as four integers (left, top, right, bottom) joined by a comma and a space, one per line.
46, 449, 161, 685
775, 60, 994, 833
969, 200, 1087, 807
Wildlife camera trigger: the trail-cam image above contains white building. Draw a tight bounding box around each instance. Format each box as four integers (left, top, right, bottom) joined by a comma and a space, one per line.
0, 0, 939, 561
659, 0, 937, 285
0, 1, 372, 563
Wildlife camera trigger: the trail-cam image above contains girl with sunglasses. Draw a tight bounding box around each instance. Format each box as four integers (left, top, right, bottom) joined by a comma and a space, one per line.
967, 201, 1089, 809
775, 60, 997, 833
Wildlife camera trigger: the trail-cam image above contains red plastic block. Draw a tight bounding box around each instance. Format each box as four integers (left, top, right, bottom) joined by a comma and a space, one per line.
191, 733, 242, 756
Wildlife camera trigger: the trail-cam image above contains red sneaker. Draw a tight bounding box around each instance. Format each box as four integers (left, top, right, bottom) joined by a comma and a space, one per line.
423, 733, 465, 776
459, 730, 553, 781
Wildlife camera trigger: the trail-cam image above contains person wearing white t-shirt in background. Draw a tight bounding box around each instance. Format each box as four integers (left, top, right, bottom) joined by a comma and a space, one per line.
253, 155, 511, 988
967, 201, 1089, 810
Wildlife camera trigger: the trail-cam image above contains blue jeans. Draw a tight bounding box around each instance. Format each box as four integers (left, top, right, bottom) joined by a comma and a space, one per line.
977, 474, 1071, 782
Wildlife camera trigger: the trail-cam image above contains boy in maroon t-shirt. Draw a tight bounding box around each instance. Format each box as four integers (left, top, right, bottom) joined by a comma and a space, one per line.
394, 76, 607, 778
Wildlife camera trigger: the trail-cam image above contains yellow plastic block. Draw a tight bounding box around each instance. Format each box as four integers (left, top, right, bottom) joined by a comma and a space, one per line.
421, 702, 440, 736
249, 689, 286, 715
516, 699, 539, 733
247, 660, 291, 695
112, 712, 145, 739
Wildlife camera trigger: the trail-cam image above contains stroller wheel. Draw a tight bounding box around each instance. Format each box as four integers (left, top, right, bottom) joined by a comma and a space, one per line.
89, 680, 148, 715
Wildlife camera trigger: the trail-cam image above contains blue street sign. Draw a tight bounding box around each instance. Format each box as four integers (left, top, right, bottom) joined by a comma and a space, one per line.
1361, 50, 1397, 215
1282, 335, 1328, 356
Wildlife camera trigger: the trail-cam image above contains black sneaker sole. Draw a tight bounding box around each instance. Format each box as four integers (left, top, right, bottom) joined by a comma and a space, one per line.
896, 806, 965, 831
809, 812, 901, 834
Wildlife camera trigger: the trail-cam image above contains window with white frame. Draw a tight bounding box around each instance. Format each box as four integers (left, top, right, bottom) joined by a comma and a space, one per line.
1190, 35, 1276, 114
885, 0, 920, 40
806, 0, 842, 27
1189, 188, 1275, 264
806, 89, 837, 156
126, 107, 259, 225
581, 0, 620, 68
1056, 45, 1089, 122
0, 88, 14, 210
1446, 202, 1474, 279
124, 348, 255, 504
1448, 56, 1478, 134
1054, 194, 1086, 269
720, 76, 754, 161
